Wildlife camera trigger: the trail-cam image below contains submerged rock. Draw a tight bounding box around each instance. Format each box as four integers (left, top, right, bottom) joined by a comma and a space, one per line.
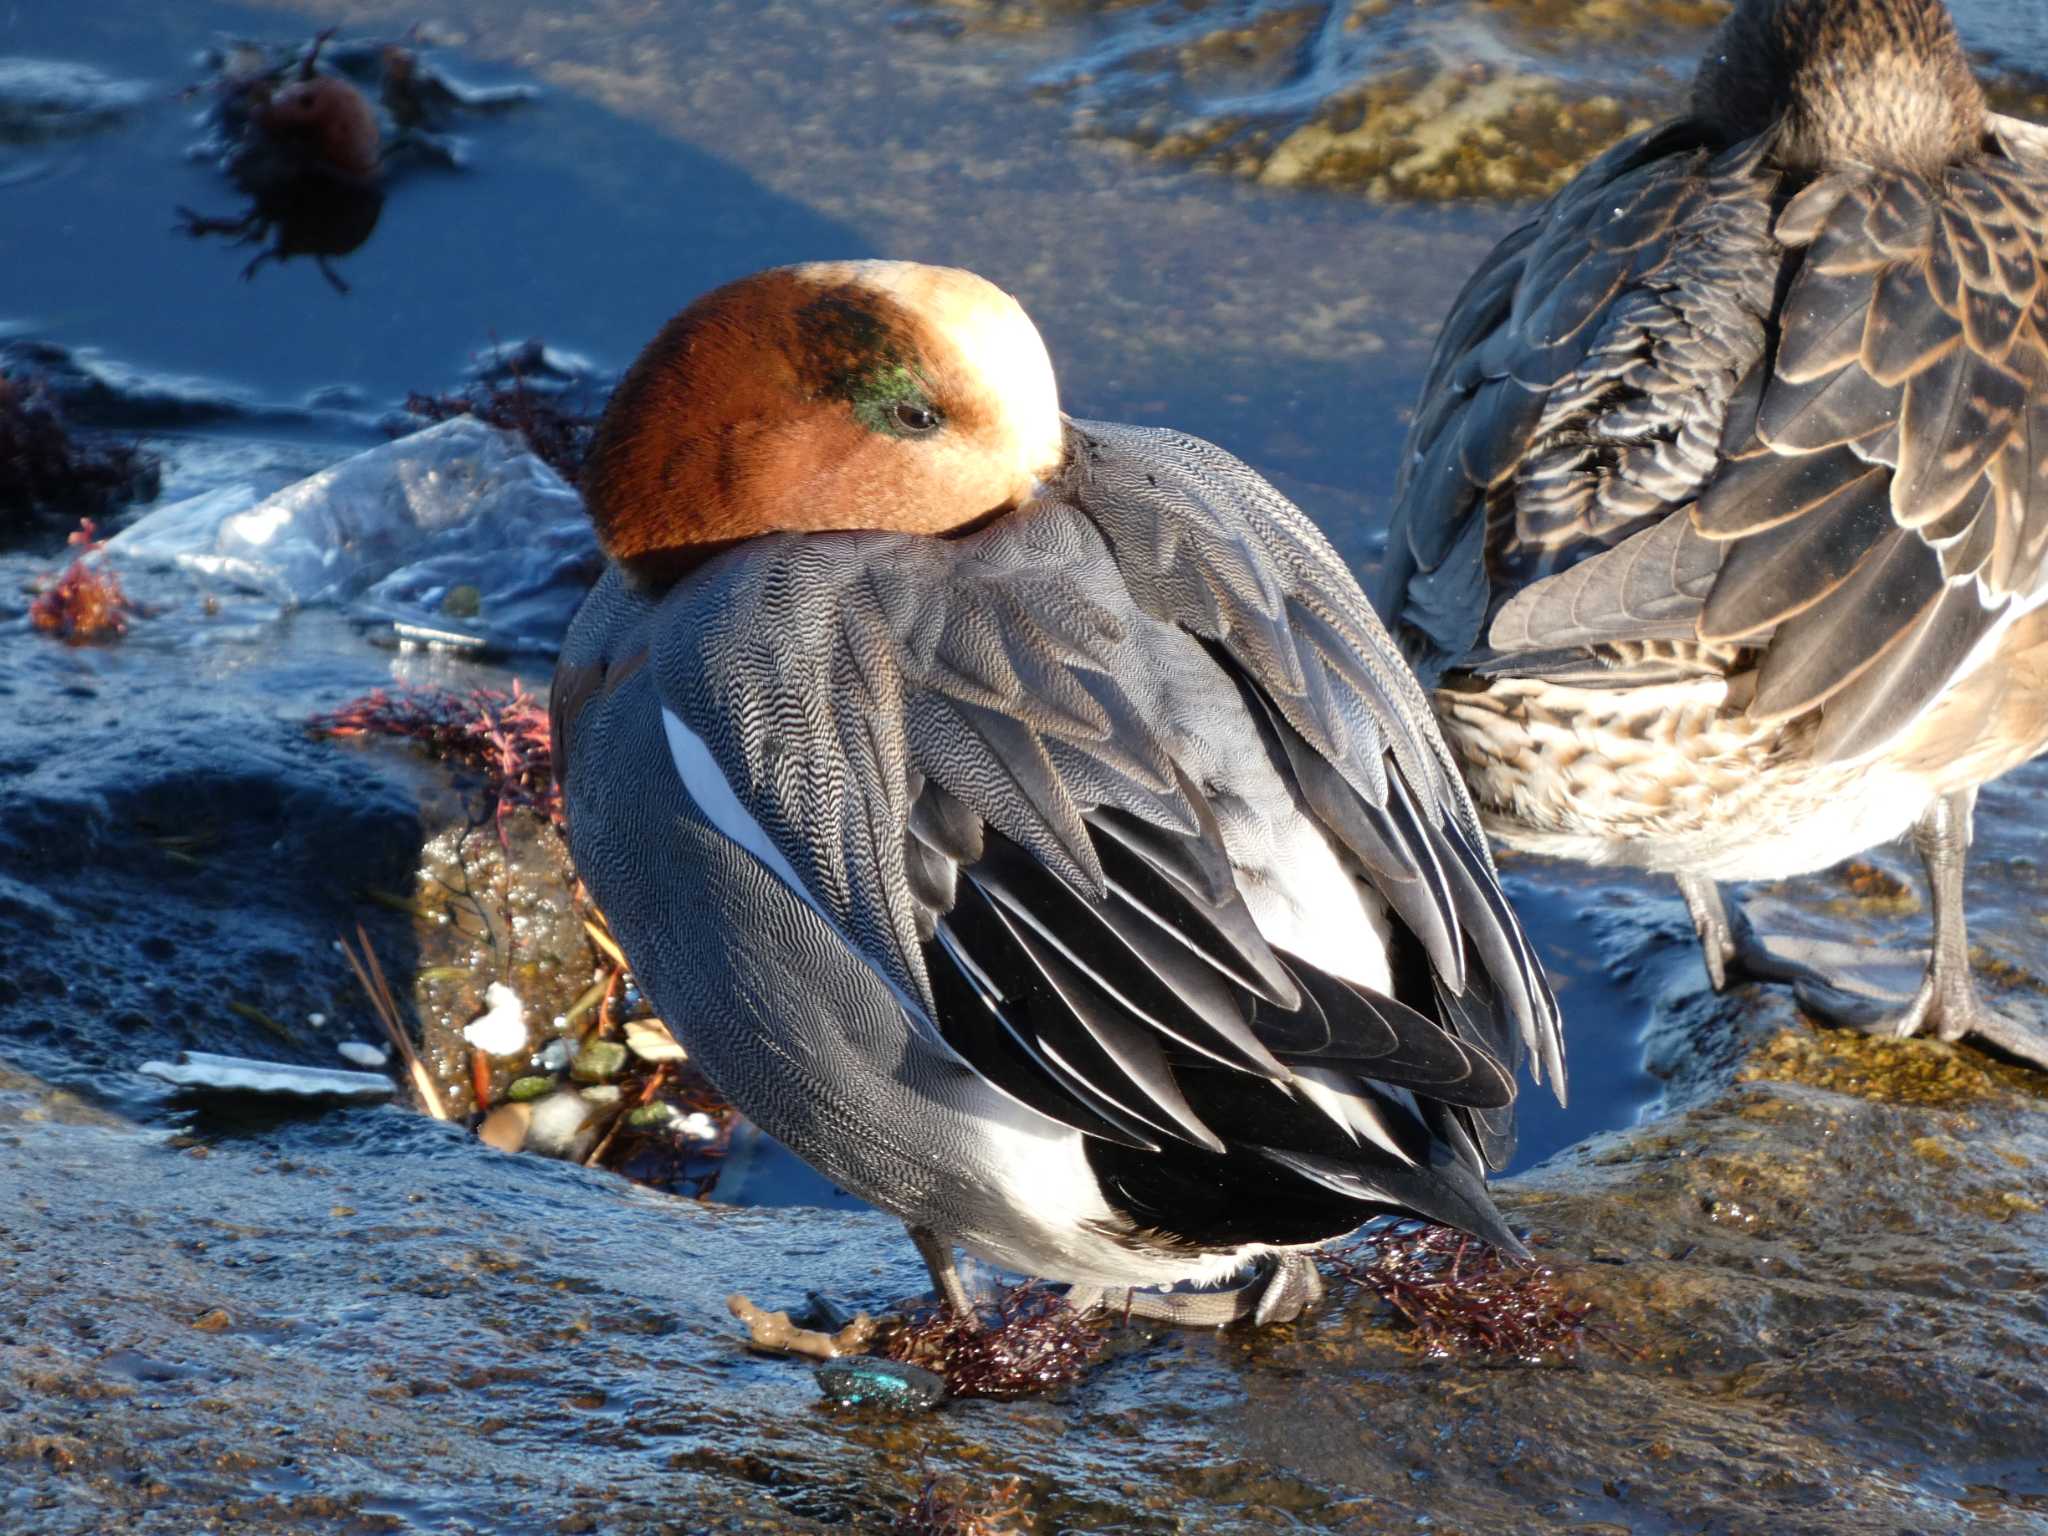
927, 0, 1717, 200
0, 58, 150, 142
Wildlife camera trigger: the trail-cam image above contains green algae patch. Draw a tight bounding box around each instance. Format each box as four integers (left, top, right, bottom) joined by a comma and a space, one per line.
1739, 1026, 2048, 1109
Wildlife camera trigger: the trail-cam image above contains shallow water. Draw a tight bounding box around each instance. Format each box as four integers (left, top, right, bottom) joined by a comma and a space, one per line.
5, 1, 2048, 1532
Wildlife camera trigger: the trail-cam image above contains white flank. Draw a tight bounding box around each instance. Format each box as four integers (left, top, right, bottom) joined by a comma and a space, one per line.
1291, 1066, 1416, 1166
1231, 817, 1396, 995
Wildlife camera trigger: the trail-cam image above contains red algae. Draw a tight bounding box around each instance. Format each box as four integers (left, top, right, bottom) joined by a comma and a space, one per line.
29, 520, 136, 643
401, 357, 604, 487
0, 374, 159, 531
306, 682, 558, 832
879, 1285, 1104, 1400
1324, 1222, 1597, 1363
893, 1474, 1031, 1536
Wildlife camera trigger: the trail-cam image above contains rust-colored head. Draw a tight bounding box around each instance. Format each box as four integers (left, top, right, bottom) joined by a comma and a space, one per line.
580, 262, 1066, 579
1693, 0, 1985, 171
256, 75, 382, 181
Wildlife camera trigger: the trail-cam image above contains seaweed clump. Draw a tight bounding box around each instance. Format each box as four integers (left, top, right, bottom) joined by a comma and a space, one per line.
1, 373, 160, 537
400, 345, 605, 487
29, 519, 136, 642
1324, 1223, 1595, 1363
878, 1285, 1104, 1400
306, 682, 558, 832
894, 1475, 1031, 1536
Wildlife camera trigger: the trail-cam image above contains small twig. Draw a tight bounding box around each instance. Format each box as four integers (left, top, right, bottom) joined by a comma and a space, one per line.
339, 925, 447, 1120
582, 917, 628, 970
561, 975, 609, 1031
584, 1063, 667, 1168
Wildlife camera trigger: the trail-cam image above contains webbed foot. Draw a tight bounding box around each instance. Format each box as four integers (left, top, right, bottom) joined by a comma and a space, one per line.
1795, 970, 2048, 1072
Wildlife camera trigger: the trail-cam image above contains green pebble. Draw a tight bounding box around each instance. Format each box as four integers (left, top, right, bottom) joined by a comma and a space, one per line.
571, 1040, 628, 1083
627, 1102, 675, 1130
814, 1356, 947, 1412
441, 584, 483, 618
506, 1075, 556, 1103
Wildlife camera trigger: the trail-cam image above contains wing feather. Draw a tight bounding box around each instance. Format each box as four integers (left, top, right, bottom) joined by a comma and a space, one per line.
1392, 128, 2048, 767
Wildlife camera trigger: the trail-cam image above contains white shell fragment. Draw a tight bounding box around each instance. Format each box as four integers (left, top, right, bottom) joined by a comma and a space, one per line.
336, 1040, 389, 1068
139, 1051, 395, 1104
677, 1112, 720, 1141
623, 1018, 687, 1064
462, 983, 529, 1056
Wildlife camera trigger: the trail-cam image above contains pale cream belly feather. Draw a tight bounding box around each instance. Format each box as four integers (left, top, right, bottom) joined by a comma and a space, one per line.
1437, 675, 1933, 882
1437, 605, 2048, 880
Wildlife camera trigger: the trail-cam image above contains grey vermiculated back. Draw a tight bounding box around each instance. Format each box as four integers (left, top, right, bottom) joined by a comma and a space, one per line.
553, 410, 1579, 1268
627, 422, 1562, 1103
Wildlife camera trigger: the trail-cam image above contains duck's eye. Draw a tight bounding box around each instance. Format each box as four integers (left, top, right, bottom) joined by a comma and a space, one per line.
891, 400, 941, 434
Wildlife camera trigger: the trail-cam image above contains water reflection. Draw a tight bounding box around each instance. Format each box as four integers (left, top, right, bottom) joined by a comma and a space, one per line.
177, 30, 386, 292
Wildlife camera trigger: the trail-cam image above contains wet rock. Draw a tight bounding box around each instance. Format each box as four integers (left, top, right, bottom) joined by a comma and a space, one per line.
0, 58, 150, 142
926, 0, 1717, 200
9, 1006, 2042, 1533
506, 1073, 557, 1103
923, 0, 2048, 207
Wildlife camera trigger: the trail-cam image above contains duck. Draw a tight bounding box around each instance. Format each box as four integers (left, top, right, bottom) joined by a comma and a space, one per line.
551, 260, 1564, 1324
1374, 0, 2048, 1069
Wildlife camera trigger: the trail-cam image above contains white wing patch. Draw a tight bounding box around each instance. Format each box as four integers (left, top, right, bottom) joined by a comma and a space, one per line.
661, 705, 946, 1042
1291, 1066, 1417, 1167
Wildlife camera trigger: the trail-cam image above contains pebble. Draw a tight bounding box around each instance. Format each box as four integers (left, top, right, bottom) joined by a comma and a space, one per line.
814, 1356, 947, 1413
505, 1074, 556, 1103
571, 1039, 627, 1083
579, 1084, 622, 1105
525, 1091, 596, 1157
478, 1102, 532, 1153
537, 1037, 575, 1073
336, 1040, 388, 1068
626, 1102, 675, 1129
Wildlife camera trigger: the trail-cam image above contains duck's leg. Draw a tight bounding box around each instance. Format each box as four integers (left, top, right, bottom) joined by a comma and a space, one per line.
907, 1224, 978, 1319
1066, 1252, 1325, 1328
1794, 790, 2048, 1071
1674, 872, 1826, 991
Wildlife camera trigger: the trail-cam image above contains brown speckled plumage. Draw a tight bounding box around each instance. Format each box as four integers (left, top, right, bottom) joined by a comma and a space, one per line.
1377, 0, 2048, 1062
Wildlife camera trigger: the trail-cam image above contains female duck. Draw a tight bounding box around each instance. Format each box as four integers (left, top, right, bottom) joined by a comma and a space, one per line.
1377, 0, 2048, 1068
553, 261, 1563, 1323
